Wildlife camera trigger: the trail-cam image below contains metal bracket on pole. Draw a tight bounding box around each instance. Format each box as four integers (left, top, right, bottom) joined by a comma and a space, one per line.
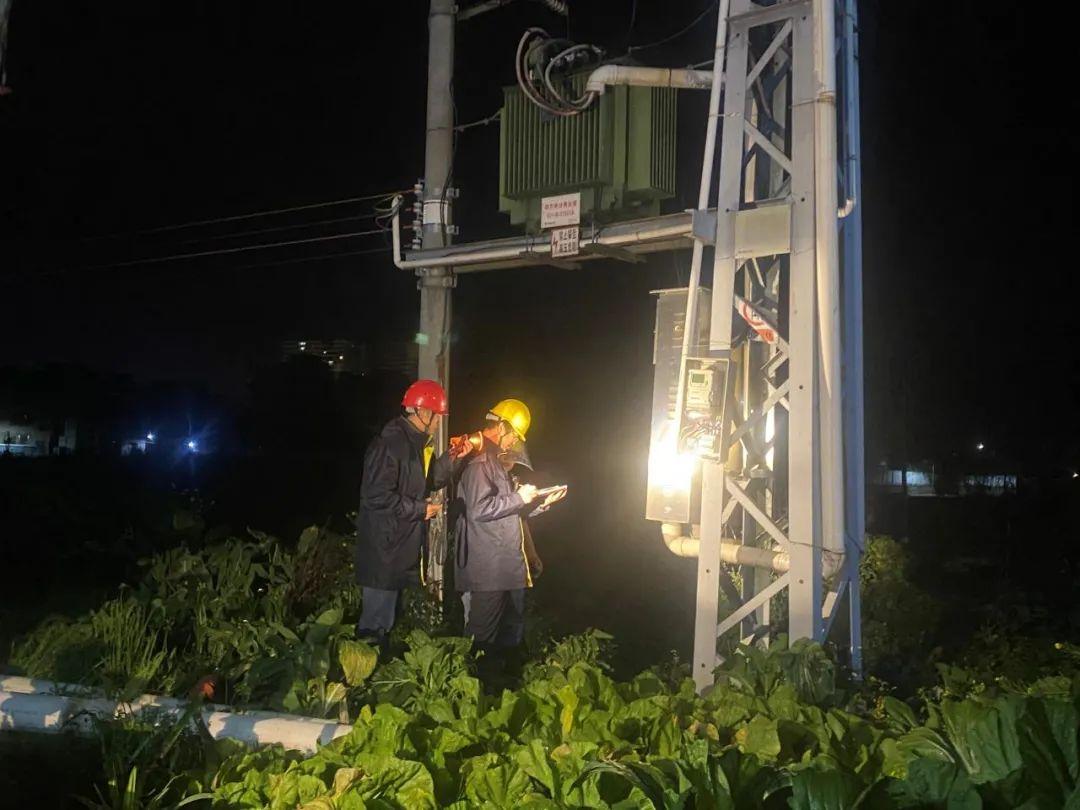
417, 272, 457, 290
691, 209, 718, 245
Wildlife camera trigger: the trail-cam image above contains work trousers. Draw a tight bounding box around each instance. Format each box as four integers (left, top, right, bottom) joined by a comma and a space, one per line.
357, 587, 399, 642
463, 589, 526, 648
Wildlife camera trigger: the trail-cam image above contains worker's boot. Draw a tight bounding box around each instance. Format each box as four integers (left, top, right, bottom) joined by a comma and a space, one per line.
501, 643, 527, 683
474, 643, 505, 689
357, 627, 390, 661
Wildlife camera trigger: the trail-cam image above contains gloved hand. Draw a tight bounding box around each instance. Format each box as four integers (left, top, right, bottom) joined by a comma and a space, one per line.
449, 432, 482, 459
518, 484, 539, 503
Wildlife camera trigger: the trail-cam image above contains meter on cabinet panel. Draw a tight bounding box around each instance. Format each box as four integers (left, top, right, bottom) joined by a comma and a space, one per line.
678, 357, 729, 458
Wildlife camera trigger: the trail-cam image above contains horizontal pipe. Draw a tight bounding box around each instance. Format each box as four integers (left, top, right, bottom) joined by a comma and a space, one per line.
0, 676, 207, 709
394, 202, 699, 272
660, 523, 791, 572
0, 681, 350, 753
661, 523, 846, 578
585, 65, 715, 94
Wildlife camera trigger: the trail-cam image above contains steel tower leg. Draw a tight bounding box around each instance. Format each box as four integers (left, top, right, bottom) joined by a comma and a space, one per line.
690, 0, 860, 686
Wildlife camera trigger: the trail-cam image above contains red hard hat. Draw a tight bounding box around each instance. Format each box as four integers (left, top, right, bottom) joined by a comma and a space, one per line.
402, 379, 448, 415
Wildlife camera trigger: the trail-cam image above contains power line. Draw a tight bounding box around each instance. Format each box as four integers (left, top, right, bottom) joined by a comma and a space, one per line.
453, 109, 501, 132
5, 243, 394, 283
84, 229, 387, 270
171, 214, 372, 246
83, 189, 410, 240
230, 245, 393, 271
626, 0, 718, 55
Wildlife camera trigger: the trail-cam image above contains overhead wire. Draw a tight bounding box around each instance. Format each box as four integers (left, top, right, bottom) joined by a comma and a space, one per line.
625, 0, 719, 55
5, 243, 397, 283
170, 214, 374, 246
82, 229, 389, 270
82, 189, 410, 240
229, 245, 393, 272
454, 110, 501, 132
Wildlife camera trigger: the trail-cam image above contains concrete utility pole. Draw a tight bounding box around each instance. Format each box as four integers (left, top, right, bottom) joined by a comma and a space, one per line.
0, 0, 13, 93
418, 0, 456, 597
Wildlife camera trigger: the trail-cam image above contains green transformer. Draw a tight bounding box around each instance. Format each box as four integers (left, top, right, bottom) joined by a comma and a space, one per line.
499, 83, 678, 232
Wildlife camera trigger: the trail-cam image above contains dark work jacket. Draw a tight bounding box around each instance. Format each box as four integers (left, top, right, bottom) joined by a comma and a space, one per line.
354, 417, 455, 590
454, 438, 530, 593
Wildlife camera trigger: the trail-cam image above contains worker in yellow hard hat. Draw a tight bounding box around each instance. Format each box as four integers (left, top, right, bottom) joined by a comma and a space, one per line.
453, 398, 566, 682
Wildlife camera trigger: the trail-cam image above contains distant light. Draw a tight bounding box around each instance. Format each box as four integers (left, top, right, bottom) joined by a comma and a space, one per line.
187, 440, 198, 452
339, 355, 344, 360
1073, 472, 1079, 480
146, 433, 155, 441
976, 442, 985, 451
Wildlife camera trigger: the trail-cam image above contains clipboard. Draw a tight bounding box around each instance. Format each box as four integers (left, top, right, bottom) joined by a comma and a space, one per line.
534, 484, 568, 499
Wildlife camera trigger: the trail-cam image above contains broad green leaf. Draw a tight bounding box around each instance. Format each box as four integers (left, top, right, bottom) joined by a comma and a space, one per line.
651, 715, 682, 759
884, 697, 919, 732
711, 749, 789, 810
352, 754, 436, 808
315, 608, 344, 627
574, 760, 683, 809
787, 768, 864, 810
464, 760, 532, 806
885, 758, 981, 810
516, 738, 557, 794
266, 771, 328, 810
736, 715, 782, 761
298, 526, 321, 554
1016, 697, 1080, 807
339, 639, 379, 687
556, 683, 580, 739
938, 698, 1023, 784
336, 794, 367, 810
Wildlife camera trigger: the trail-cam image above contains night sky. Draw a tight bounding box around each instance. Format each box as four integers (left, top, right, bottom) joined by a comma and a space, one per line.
2, 0, 1078, 473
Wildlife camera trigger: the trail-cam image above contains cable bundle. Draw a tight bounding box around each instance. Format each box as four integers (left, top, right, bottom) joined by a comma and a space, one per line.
515, 28, 604, 117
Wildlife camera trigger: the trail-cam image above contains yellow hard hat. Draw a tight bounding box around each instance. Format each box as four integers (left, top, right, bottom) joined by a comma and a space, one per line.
487, 398, 532, 441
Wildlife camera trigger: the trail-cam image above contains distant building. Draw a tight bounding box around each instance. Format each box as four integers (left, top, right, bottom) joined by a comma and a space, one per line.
873, 462, 937, 497
280, 339, 418, 377
0, 421, 47, 456
0, 418, 76, 457
281, 339, 364, 375
959, 474, 1017, 497
873, 460, 1017, 497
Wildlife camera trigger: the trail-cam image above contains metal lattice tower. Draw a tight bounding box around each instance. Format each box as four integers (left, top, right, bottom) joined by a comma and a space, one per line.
679, 0, 864, 688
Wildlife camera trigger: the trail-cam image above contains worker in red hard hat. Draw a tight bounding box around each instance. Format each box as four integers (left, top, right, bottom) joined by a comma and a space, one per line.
354, 379, 469, 648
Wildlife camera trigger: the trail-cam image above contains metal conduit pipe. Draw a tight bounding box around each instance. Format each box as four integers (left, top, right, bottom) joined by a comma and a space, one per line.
660, 523, 792, 573
392, 201, 695, 271
837, 0, 859, 219
661, 521, 702, 558
584, 66, 715, 95
0, 681, 350, 754
813, 0, 846, 566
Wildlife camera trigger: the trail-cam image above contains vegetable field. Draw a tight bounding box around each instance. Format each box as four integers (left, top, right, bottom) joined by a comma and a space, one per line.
4, 529, 1080, 808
